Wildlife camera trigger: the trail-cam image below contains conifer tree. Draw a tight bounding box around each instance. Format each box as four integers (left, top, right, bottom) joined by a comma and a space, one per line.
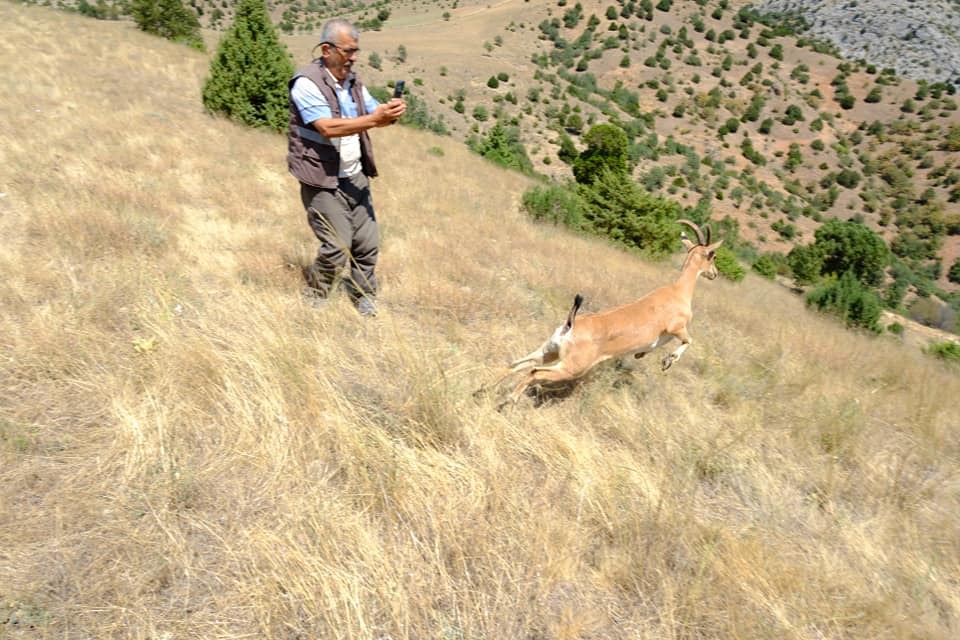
130, 0, 203, 51
201, 0, 294, 133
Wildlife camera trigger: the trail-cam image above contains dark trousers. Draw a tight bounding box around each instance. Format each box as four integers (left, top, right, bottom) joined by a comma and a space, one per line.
300, 173, 378, 300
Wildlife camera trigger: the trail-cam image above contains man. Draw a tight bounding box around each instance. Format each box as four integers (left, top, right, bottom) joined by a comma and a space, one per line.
287, 19, 406, 316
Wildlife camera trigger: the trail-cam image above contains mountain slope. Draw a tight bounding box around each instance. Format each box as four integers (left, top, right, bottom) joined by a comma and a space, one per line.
276, 0, 960, 302
45, 0, 960, 303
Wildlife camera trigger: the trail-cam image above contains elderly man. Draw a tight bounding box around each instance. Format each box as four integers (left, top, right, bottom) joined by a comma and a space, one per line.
287, 19, 406, 316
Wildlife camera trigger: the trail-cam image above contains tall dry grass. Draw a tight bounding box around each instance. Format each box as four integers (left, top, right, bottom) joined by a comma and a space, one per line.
1, 4, 959, 639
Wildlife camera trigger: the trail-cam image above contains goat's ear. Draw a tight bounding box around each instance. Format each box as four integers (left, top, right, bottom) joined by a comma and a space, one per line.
707, 239, 724, 252
681, 233, 695, 251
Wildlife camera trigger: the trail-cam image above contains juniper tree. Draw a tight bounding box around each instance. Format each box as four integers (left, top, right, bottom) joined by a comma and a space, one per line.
130, 0, 203, 51
201, 0, 294, 133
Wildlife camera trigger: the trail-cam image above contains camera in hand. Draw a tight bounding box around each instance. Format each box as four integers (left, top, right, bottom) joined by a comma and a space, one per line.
393, 80, 405, 99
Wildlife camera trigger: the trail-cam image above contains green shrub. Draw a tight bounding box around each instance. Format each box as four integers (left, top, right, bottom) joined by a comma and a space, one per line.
78, 0, 122, 20
787, 243, 823, 285
131, 0, 204, 50
522, 184, 587, 228
715, 245, 746, 281
752, 253, 779, 279
577, 169, 682, 258
926, 341, 960, 363
806, 271, 883, 332
835, 169, 861, 189
469, 121, 533, 174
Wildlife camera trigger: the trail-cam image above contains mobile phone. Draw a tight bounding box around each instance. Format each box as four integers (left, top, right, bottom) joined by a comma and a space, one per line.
392, 80, 405, 99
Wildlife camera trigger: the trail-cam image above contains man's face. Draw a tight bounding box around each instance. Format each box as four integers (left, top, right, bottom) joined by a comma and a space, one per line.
322, 31, 359, 82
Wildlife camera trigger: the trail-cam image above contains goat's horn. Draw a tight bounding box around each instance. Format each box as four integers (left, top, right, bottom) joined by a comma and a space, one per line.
704, 224, 712, 245
676, 219, 705, 245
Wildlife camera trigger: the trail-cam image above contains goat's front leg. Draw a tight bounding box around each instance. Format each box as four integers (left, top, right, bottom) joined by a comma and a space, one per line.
661, 327, 691, 371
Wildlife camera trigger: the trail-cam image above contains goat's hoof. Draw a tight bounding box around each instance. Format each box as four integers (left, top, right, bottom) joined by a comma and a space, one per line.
661, 356, 674, 371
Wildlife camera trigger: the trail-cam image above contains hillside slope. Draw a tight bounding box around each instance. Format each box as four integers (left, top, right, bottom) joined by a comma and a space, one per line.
43, 0, 960, 302
2, 4, 960, 639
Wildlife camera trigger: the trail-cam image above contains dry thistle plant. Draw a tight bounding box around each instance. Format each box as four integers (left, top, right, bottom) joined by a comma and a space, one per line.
1, 4, 959, 640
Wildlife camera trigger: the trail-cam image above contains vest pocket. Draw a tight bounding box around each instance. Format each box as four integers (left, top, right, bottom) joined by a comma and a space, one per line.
303, 144, 339, 175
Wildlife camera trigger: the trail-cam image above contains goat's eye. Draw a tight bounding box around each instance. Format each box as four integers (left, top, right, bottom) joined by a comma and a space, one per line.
708, 251, 716, 259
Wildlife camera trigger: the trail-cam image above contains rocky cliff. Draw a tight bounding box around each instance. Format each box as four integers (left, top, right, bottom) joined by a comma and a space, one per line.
755, 0, 960, 85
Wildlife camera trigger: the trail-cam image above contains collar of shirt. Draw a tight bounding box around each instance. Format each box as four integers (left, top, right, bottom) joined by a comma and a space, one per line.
322, 64, 355, 92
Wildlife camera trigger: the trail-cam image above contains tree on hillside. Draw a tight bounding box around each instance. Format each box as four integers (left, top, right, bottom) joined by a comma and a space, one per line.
130, 0, 203, 51
469, 121, 534, 176
577, 168, 681, 259
806, 270, 883, 333
201, 0, 294, 133
787, 244, 823, 286
572, 124, 630, 184
813, 219, 890, 287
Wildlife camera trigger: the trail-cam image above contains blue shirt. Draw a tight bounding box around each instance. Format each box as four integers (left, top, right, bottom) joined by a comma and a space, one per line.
291, 72, 379, 177
291, 72, 379, 124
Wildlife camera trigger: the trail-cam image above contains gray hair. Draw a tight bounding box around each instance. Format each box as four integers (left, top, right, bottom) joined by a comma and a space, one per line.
320, 19, 358, 45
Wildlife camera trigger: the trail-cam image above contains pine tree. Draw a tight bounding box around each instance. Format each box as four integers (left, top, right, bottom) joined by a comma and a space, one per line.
130, 0, 203, 51
201, 0, 294, 133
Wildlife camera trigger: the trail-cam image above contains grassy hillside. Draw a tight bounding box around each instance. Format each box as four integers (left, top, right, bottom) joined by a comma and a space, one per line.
38, 0, 960, 324
2, 3, 960, 639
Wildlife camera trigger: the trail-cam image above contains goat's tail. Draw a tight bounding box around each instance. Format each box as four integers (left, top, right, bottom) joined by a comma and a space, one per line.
562, 294, 584, 336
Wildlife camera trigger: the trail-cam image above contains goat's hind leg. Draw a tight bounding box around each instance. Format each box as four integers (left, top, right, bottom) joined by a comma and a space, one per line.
508, 361, 582, 405
476, 338, 556, 400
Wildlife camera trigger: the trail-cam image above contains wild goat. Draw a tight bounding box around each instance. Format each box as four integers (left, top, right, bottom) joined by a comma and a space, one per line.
492, 219, 722, 405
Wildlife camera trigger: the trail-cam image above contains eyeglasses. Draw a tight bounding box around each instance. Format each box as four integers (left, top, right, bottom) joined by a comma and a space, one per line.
324, 42, 360, 57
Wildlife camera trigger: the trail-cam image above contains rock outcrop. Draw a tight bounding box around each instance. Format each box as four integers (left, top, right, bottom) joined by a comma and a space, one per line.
754, 0, 960, 85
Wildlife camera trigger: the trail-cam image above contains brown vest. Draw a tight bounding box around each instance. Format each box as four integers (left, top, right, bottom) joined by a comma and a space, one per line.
287, 63, 378, 189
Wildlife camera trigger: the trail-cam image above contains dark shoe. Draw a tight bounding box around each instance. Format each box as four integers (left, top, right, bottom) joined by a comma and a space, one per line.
302, 287, 329, 310
355, 296, 377, 317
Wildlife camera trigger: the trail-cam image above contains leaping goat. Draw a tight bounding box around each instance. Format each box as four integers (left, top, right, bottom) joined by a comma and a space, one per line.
490, 219, 722, 405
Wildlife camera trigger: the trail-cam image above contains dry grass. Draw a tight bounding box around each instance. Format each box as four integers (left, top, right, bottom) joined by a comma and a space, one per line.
2, 4, 959, 639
